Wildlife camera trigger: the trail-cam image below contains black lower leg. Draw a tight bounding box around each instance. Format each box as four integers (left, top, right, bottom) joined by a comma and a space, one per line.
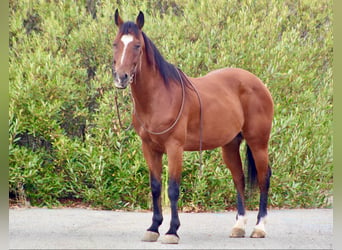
236, 192, 246, 218
147, 175, 163, 233
257, 167, 271, 224
233, 174, 245, 219
257, 192, 268, 223
166, 178, 180, 236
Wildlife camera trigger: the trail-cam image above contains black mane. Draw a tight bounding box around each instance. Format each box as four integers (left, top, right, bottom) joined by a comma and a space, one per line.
119, 21, 182, 86
141, 32, 181, 86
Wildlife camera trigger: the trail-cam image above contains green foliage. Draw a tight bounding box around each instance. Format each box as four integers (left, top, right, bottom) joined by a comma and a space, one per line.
9, 0, 332, 210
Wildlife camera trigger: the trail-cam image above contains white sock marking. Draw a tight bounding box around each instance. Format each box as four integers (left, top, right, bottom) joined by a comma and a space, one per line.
233, 215, 247, 229
120, 34, 133, 65
254, 216, 267, 232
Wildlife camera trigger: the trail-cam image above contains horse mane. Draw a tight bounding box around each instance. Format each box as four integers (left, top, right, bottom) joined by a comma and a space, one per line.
141, 32, 181, 86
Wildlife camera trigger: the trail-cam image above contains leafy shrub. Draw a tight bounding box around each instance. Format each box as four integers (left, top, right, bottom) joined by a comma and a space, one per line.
9, 0, 332, 210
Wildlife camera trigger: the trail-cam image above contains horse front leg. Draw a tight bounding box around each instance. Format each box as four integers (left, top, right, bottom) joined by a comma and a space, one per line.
141, 142, 163, 242
161, 143, 183, 244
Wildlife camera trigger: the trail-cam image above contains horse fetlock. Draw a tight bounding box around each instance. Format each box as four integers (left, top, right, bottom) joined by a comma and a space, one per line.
230, 215, 247, 238
152, 214, 163, 226
250, 216, 267, 238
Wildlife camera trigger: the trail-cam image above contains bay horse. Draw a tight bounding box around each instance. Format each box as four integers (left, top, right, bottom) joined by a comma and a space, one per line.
112, 10, 273, 244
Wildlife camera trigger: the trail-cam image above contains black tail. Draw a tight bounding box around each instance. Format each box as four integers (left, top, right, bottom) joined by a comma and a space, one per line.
246, 144, 258, 189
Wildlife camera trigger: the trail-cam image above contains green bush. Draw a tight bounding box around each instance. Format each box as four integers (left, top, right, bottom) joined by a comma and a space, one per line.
9, 0, 332, 210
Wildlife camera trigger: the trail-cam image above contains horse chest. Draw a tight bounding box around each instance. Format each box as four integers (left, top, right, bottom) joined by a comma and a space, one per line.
136, 127, 166, 152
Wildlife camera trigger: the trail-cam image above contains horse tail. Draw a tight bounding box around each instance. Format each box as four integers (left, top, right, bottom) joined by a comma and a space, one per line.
246, 144, 258, 189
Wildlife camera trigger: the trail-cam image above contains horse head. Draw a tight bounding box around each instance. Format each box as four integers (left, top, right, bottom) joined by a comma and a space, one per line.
112, 9, 144, 89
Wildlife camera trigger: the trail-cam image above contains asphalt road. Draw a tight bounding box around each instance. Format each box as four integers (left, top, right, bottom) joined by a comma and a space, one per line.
9, 208, 333, 249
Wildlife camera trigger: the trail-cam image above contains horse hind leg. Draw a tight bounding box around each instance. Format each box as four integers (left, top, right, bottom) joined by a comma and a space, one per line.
245, 142, 272, 238
222, 133, 247, 238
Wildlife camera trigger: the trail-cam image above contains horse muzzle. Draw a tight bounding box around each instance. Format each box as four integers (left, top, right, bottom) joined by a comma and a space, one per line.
113, 71, 134, 89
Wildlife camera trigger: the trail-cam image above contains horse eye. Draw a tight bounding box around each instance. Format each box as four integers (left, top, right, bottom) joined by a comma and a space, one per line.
134, 44, 141, 49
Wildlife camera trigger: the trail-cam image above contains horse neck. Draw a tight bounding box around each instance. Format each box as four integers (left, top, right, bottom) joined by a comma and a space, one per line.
130, 61, 176, 115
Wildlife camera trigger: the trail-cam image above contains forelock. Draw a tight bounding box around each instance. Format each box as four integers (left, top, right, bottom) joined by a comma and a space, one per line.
119, 21, 140, 36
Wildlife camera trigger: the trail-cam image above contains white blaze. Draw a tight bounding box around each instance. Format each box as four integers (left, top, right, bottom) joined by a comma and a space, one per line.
120, 34, 134, 65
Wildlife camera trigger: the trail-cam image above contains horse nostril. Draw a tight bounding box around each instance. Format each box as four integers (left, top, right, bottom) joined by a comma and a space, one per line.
120, 73, 128, 83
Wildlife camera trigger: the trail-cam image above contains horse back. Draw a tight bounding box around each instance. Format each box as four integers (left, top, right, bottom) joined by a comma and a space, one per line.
195, 67, 273, 116
183, 68, 273, 149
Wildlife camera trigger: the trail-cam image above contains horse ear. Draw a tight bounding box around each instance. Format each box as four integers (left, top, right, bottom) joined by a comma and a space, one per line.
136, 11, 144, 29
114, 9, 123, 27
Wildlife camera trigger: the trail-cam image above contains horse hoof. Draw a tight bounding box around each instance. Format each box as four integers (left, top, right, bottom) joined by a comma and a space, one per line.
230, 227, 246, 238
141, 231, 159, 242
250, 229, 266, 238
161, 234, 179, 244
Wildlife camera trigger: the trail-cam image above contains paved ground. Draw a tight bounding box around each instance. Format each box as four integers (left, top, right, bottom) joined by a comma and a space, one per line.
9, 208, 333, 249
